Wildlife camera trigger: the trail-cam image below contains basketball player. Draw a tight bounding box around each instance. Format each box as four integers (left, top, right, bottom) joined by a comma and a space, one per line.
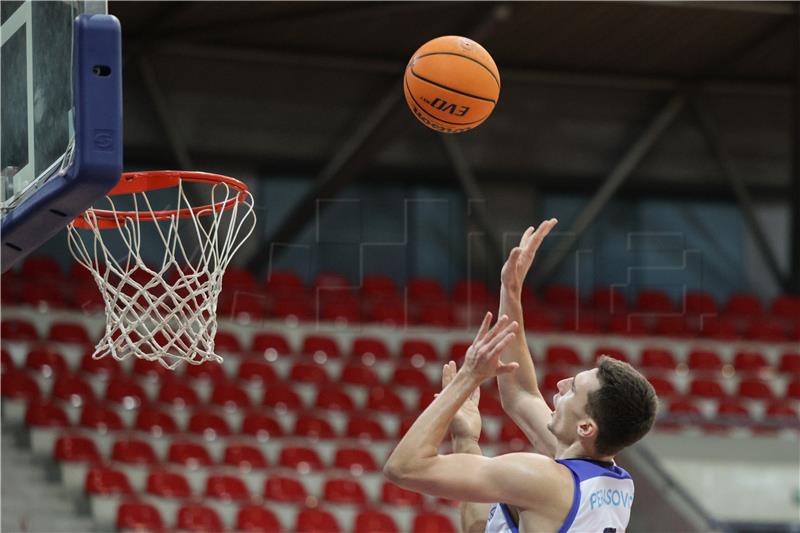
384, 219, 658, 532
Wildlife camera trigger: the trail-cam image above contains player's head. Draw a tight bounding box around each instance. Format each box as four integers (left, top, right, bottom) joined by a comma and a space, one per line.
548, 356, 658, 457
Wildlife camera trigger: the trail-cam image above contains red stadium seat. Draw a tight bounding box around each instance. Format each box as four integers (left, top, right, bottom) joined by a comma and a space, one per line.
134, 407, 178, 434
746, 319, 788, 341
272, 297, 313, 322
764, 401, 799, 427
47, 322, 91, 344
368, 298, 407, 326
237, 505, 282, 533
263, 384, 303, 410
687, 349, 723, 372
354, 510, 399, 533
590, 287, 627, 312
22, 282, 66, 309
54, 434, 101, 463
131, 358, 173, 379
772, 295, 800, 317
70, 284, 105, 312
2, 370, 41, 401
636, 289, 674, 312
647, 375, 677, 397
215, 330, 243, 354
296, 508, 341, 533
366, 386, 406, 413
334, 447, 378, 472
346, 414, 387, 440
543, 285, 578, 309
653, 316, 690, 337
290, 361, 330, 384
542, 371, 570, 396
447, 341, 472, 364
322, 299, 361, 323
593, 346, 628, 363
1, 348, 12, 372
665, 398, 701, 426
414, 386, 439, 411
413, 512, 457, 533
787, 379, 800, 400
417, 301, 454, 327
778, 352, 800, 375
241, 411, 284, 438
223, 443, 268, 469
205, 474, 250, 501
382, 482, 423, 506
453, 279, 490, 304
684, 291, 717, 314
265, 270, 304, 293
111, 438, 158, 465
105, 377, 147, 406
188, 409, 231, 437
315, 385, 355, 411
608, 314, 650, 336
80, 404, 124, 431
689, 378, 725, 399
168, 441, 214, 467
220, 290, 266, 321
392, 366, 431, 389
278, 446, 324, 471
22, 256, 62, 279
361, 275, 399, 300
116, 501, 164, 532
223, 267, 257, 290
401, 339, 438, 364
294, 413, 336, 439
85, 465, 132, 495
25, 400, 69, 427
184, 360, 226, 382
499, 419, 527, 444
733, 351, 769, 373
698, 315, 741, 340
158, 379, 200, 408
314, 272, 349, 290
738, 378, 773, 400
210, 381, 251, 409
351, 337, 390, 361
80, 350, 122, 376
640, 348, 677, 370
726, 293, 762, 315
340, 363, 380, 387
264, 475, 307, 502
407, 277, 446, 302
324, 477, 367, 504
177, 503, 224, 533
237, 358, 279, 384
2, 319, 39, 341
146, 469, 192, 498
546, 345, 581, 367
252, 332, 292, 357
301, 335, 342, 359
25, 347, 67, 375
478, 390, 505, 416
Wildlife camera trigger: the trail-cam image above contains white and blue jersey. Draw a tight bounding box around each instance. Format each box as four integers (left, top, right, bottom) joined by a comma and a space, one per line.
484, 458, 634, 533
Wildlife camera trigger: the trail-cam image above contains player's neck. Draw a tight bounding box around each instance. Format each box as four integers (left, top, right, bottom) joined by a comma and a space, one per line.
556, 441, 615, 463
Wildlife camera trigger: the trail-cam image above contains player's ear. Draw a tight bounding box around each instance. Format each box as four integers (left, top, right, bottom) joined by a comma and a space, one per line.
576, 418, 598, 440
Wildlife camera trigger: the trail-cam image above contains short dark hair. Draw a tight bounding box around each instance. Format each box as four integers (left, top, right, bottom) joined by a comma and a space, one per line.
585, 356, 658, 456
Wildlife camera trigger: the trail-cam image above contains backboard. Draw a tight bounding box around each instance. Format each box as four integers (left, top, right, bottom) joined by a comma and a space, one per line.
0, 0, 122, 271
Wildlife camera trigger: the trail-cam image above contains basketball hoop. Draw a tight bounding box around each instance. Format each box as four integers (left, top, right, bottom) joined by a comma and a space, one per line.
67, 171, 256, 369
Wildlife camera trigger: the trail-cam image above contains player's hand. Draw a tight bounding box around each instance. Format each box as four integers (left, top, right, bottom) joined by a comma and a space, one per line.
462, 312, 519, 382
501, 218, 558, 294
443, 361, 482, 442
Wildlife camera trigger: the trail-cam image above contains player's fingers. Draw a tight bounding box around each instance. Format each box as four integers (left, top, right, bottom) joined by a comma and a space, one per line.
475, 311, 493, 342
495, 360, 520, 375
520, 226, 535, 247
482, 321, 518, 355
488, 332, 518, 362
484, 314, 510, 344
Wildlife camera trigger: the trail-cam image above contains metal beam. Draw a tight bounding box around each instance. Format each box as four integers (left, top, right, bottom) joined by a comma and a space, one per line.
535, 94, 686, 284
647, 1, 795, 16
690, 97, 788, 291
790, 4, 800, 293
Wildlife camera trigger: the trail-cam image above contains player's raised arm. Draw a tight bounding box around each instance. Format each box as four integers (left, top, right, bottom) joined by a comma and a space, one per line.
497, 219, 559, 456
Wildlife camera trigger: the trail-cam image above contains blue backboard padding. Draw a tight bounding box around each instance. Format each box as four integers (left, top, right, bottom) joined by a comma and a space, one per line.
1, 14, 122, 272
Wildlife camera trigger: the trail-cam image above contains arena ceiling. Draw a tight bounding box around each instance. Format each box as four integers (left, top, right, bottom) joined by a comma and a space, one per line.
109, 1, 798, 199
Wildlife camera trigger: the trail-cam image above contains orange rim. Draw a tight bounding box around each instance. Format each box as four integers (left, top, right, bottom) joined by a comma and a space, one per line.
71, 171, 250, 230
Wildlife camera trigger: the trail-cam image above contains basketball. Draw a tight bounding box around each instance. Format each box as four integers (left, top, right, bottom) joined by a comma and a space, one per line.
404, 35, 500, 133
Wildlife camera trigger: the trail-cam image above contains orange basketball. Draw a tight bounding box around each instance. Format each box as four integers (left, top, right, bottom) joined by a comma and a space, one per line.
404, 35, 500, 133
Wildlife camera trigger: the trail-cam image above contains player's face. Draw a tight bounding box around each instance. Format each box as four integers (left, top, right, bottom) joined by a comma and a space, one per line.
547, 369, 601, 444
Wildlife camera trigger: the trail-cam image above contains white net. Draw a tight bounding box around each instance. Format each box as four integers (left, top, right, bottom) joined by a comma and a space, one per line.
67, 174, 256, 370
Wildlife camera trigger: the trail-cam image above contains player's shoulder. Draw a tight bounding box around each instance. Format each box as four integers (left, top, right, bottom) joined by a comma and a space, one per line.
493, 452, 575, 513
494, 452, 575, 488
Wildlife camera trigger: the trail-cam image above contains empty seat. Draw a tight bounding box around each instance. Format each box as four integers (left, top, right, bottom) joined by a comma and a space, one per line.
593, 346, 628, 363
85, 465, 132, 495
478, 391, 505, 416
214, 330, 243, 354
146, 469, 192, 498
778, 352, 800, 375
636, 289, 674, 312
787, 380, 800, 400
543, 285, 578, 308
223, 267, 256, 290
278, 446, 324, 471
25, 400, 69, 427
333, 447, 378, 472
1, 348, 12, 372
272, 298, 312, 322
653, 316, 690, 337
764, 401, 799, 428
366, 386, 406, 413
401, 340, 438, 363
324, 477, 367, 504
698, 315, 741, 340
546, 345, 581, 367
264, 475, 307, 502
1, 319, 39, 341
237, 358, 279, 384
205, 473, 250, 501
647, 376, 677, 397
322, 299, 361, 324
80, 404, 124, 431
368, 298, 407, 326
105, 377, 147, 406
294, 413, 336, 439
25, 347, 67, 375
80, 350, 122, 376
135, 406, 178, 435
407, 277, 446, 302
111, 438, 158, 465
772, 295, 800, 317
241, 411, 284, 438
447, 341, 472, 364
315, 385, 355, 411
157, 379, 200, 407
608, 314, 650, 336
265, 270, 304, 293
221, 291, 265, 321
417, 301, 454, 327
167, 441, 213, 467
354, 510, 399, 533
499, 420, 527, 443
210, 381, 251, 409
22, 283, 65, 309
346, 414, 387, 440
22, 256, 62, 279
116, 501, 164, 532
726, 293, 762, 315
361, 275, 399, 300
2, 370, 41, 401
184, 361, 226, 382
351, 337, 390, 361
687, 349, 723, 372
263, 384, 303, 410
236, 505, 282, 533
296, 508, 341, 533
709, 398, 751, 431
382, 482, 423, 506
590, 287, 627, 312
188, 409, 231, 437
252, 333, 291, 356
665, 399, 701, 425
640, 348, 677, 370
689, 378, 725, 399
301, 335, 341, 358
340, 363, 380, 387
223, 443, 268, 469
177, 503, 224, 533
54, 434, 101, 463
392, 366, 432, 389
542, 371, 570, 395
413, 511, 457, 533
131, 358, 172, 379
289, 361, 330, 384
738, 378, 773, 399
684, 291, 717, 314
47, 322, 91, 344
733, 351, 769, 373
